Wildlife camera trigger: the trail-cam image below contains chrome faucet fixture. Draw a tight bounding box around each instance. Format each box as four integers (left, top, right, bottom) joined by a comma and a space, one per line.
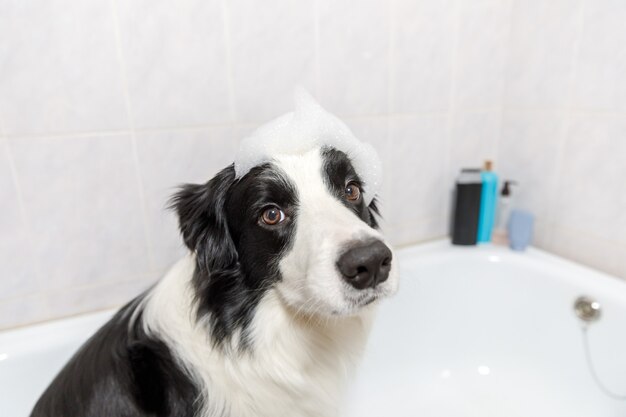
574, 296, 602, 322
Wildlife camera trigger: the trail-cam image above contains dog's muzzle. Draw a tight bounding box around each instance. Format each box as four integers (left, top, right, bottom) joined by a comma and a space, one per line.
336, 240, 392, 290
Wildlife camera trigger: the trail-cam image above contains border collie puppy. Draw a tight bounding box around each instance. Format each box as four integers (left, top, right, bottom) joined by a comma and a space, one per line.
31, 91, 398, 417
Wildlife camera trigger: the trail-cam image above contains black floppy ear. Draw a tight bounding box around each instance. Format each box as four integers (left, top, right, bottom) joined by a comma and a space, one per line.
169, 165, 237, 274
169, 166, 253, 345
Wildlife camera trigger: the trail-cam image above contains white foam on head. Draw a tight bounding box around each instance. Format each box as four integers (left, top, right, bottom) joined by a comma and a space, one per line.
234, 89, 382, 205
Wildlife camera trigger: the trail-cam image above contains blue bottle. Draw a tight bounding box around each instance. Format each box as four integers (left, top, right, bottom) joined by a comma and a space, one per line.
477, 160, 498, 243
508, 209, 534, 251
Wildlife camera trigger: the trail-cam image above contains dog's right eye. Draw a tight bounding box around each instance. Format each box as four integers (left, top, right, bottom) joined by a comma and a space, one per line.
261, 206, 285, 226
344, 182, 361, 202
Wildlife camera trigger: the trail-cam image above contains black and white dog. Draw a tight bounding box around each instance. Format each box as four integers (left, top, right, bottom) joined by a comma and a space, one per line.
31, 93, 398, 417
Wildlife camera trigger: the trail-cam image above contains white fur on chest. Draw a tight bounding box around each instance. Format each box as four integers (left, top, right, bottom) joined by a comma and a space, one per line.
142, 257, 375, 417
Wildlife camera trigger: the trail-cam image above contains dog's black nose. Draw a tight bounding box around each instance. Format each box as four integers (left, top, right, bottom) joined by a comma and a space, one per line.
337, 240, 392, 290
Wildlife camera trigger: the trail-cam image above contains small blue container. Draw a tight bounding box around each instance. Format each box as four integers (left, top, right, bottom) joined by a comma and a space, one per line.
508, 210, 534, 251
477, 161, 498, 243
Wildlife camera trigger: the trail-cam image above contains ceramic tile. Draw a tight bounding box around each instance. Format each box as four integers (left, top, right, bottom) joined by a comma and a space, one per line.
0, 293, 49, 329
455, 1, 510, 109
543, 225, 625, 280
391, 0, 456, 113
135, 127, 240, 272
497, 110, 565, 222
386, 216, 448, 247
9, 134, 150, 290
116, 0, 231, 128
0, 140, 39, 299
0, 0, 129, 135
318, 0, 390, 116
572, 0, 626, 111
553, 114, 626, 243
44, 276, 157, 319
449, 111, 500, 175
382, 115, 448, 227
531, 219, 553, 251
504, 0, 582, 108
228, 0, 317, 122
343, 117, 389, 155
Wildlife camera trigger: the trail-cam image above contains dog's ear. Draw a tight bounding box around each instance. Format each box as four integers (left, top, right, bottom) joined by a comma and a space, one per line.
170, 166, 253, 344
169, 165, 238, 274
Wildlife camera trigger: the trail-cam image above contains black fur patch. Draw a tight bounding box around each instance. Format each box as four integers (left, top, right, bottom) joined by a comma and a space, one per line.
170, 164, 298, 348
30, 296, 199, 417
321, 147, 380, 228
30, 148, 382, 417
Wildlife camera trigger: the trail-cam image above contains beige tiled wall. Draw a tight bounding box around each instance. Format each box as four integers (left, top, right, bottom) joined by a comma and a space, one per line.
1, 0, 624, 329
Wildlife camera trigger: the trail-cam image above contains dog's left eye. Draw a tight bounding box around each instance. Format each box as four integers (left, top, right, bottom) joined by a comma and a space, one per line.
344, 183, 361, 202
261, 206, 285, 226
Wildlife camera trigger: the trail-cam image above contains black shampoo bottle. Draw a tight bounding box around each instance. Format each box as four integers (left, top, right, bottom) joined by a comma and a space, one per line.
452, 169, 482, 245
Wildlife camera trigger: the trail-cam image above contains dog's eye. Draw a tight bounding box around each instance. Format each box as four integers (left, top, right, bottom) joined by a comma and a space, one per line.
344, 183, 361, 202
261, 206, 285, 225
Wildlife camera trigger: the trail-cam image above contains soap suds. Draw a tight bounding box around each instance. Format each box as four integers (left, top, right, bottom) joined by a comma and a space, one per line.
234, 89, 382, 205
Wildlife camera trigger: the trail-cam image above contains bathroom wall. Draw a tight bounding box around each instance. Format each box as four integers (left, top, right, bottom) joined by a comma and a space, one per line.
1, 0, 623, 330
0, 0, 512, 329
497, 0, 626, 280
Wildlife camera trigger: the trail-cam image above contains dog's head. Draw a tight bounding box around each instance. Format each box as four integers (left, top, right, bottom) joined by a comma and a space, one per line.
171, 93, 398, 344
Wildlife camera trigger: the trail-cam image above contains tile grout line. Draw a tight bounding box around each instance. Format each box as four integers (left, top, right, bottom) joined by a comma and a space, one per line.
0, 272, 160, 305
0, 305, 121, 332
3, 109, 512, 141
220, 0, 237, 122
109, 0, 156, 270
7, 103, 626, 142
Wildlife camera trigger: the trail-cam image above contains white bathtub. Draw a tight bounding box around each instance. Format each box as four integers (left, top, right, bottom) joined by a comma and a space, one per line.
2, 240, 626, 417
